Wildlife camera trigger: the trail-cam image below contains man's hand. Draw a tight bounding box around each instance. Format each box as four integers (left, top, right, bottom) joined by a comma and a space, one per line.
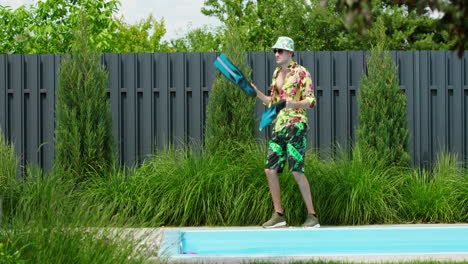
251, 83, 272, 105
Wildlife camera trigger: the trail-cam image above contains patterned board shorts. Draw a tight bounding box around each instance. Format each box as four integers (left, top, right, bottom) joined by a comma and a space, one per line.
265, 122, 308, 173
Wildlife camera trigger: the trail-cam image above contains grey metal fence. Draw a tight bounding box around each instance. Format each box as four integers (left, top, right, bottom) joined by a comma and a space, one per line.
1, 51, 467, 171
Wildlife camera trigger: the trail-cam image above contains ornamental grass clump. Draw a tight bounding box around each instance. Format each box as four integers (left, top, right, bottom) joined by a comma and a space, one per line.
0, 128, 18, 226
400, 152, 467, 223
307, 145, 405, 225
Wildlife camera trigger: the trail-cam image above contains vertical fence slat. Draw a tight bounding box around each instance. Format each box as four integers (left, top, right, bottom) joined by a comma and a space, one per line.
448, 51, 463, 159
464, 52, 468, 161
40, 55, 55, 171
172, 53, 185, 145
250, 52, 269, 139
348, 51, 363, 144
154, 53, 169, 149
397, 51, 416, 165
433, 51, 448, 161
315, 51, 332, 157
121, 53, 137, 166
419, 51, 431, 167
104, 53, 121, 163
24, 55, 40, 165
413, 51, 421, 166
332, 51, 348, 153
187, 52, 202, 145
297, 51, 316, 151
0, 55, 5, 136
138, 53, 153, 160
11, 55, 24, 172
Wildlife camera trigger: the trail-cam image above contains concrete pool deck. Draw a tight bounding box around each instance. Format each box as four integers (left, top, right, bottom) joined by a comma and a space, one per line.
110, 224, 468, 263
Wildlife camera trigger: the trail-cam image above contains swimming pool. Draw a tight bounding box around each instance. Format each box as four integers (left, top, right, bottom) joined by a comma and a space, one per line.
159, 225, 468, 261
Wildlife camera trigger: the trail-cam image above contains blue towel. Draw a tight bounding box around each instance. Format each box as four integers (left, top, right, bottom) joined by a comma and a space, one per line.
259, 100, 286, 131
213, 54, 256, 97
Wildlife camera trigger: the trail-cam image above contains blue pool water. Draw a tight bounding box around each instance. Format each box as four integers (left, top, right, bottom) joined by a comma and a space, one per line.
159, 226, 468, 258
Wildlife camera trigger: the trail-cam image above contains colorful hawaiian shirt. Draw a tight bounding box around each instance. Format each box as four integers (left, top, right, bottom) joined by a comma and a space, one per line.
267, 61, 316, 132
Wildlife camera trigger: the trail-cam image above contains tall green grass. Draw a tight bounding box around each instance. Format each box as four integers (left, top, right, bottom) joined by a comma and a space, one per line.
400, 152, 467, 223
3, 142, 467, 262
84, 143, 274, 226
14, 143, 466, 228
0, 227, 146, 264
81, 143, 467, 227
3, 167, 150, 264
306, 146, 406, 225
0, 128, 18, 227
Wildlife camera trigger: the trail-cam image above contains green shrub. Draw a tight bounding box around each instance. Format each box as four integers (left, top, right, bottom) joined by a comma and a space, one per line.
308, 145, 406, 225
55, 16, 115, 182
400, 152, 467, 223
356, 18, 410, 167
205, 19, 256, 154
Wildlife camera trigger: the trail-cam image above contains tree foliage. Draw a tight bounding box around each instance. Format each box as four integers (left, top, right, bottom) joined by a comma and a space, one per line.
0, 0, 170, 54
170, 25, 223, 52
321, 0, 467, 56
111, 15, 172, 53
1, 0, 459, 54
356, 18, 411, 167
201, 0, 456, 52
0, 0, 119, 54
55, 16, 115, 182
205, 20, 256, 153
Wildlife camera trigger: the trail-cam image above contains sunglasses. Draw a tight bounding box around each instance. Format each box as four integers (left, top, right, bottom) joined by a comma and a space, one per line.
273, 49, 286, 54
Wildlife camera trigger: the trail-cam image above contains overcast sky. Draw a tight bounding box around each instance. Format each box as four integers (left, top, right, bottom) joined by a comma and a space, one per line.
0, 0, 221, 40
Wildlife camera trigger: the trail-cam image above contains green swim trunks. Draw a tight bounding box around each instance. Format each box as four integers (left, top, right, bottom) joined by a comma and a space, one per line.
265, 122, 308, 173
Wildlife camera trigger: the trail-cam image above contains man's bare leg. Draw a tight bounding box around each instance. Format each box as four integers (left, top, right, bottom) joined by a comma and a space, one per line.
265, 168, 283, 214
292, 171, 316, 215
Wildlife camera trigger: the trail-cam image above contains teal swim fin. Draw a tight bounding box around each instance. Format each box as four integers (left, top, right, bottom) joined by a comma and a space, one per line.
259, 100, 287, 131
213, 53, 256, 97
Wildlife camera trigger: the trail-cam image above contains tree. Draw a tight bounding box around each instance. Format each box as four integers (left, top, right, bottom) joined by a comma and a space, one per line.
201, 0, 452, 51
55, 16, 115, 182
0, 0, 119, 54
321, 0, 467, 56
205, 20, 256, 153
110, 15, 173, 53
0, 5, 32, 54
171, 25, 223, 52
356, 18, 411, 167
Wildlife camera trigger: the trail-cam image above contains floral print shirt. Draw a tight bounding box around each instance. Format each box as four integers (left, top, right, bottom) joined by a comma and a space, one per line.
267, 61, 316, 132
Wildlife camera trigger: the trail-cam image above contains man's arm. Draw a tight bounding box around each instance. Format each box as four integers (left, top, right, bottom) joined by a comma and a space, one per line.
251, 83, 272, 105
286, 99, 314, 109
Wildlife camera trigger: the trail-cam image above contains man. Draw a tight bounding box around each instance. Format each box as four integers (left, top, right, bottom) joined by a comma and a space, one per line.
251, 36, 319, 228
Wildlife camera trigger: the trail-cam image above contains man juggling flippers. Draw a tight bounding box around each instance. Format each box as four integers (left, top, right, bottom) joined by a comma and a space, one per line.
213, 53, 286, 131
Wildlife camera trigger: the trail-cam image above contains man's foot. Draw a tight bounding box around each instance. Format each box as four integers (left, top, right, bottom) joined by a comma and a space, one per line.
262, 212, 286, 228
302, 214, 320, 228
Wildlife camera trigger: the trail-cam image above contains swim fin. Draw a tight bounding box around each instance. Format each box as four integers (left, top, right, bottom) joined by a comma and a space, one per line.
259, 100, 287, 131
213, 53, 256, 97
